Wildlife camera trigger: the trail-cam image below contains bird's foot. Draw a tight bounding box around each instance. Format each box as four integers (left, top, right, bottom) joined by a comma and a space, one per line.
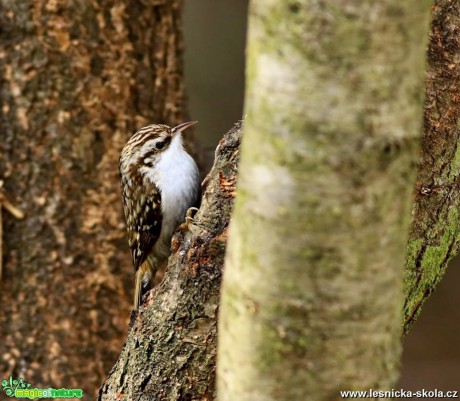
178, 207, 200, 232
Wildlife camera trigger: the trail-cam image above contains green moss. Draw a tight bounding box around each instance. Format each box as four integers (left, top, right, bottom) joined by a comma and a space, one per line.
403, 238, 424, 290
404, 207, 460, 328
449, 144, 460, 180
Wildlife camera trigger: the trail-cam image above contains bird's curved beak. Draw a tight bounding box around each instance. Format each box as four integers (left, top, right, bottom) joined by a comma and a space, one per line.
171, 121, 198, 136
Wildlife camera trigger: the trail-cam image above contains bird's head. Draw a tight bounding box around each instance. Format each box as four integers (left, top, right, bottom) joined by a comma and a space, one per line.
120, 121, 197, 170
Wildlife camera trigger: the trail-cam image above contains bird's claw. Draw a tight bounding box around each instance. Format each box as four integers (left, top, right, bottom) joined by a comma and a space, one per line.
178, 207, 200, 232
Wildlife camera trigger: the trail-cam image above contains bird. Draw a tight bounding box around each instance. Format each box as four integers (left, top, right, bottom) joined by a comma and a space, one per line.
119, 121, 201, 309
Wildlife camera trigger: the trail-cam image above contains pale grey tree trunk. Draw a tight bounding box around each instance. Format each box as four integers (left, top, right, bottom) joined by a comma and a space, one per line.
218, 1, 433, 400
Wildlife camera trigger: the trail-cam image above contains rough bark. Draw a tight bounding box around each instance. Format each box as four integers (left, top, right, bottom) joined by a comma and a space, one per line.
218, 1, 432, 401
404, 0, 460, 333
0, 1, 185, 398
98, 123, 240, 401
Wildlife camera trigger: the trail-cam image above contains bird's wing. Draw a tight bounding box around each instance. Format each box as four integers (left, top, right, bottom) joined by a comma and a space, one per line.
126, 185, 163, 272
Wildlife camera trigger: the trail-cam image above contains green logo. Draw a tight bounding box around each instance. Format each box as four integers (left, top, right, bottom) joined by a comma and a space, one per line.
1, 377, 30, 397
1, 376, 83, 399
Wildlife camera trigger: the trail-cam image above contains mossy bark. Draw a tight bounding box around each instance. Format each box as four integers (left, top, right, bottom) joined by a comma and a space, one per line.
403, 0, 460, 333
98, 123, 241, 401
218, 1, 432, 401
0, 1, 185, 397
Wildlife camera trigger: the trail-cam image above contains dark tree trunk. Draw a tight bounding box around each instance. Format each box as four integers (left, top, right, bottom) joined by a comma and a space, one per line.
98, 123, 240, 401
0, 0, 185, 397
404, 0, 460, 333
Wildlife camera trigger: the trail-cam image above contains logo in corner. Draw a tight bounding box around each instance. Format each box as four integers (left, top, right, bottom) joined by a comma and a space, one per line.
1, 376, 83, 399
1, 376, 30, 397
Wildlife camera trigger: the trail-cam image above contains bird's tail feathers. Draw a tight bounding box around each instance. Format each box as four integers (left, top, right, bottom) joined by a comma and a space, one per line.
134, 260, 159, 309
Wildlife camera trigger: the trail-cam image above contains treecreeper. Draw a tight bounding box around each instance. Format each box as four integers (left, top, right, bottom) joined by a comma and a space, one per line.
119, 121, 201, 309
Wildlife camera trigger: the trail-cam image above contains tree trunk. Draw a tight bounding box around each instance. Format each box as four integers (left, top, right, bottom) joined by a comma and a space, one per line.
98, 122, 241, 401
0, 1, 185, 398
404, 0, 460, 333
218, 1, 432, 400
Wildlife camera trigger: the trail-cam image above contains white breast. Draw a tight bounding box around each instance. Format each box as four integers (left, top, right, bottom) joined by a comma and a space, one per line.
141, 134, 200, 259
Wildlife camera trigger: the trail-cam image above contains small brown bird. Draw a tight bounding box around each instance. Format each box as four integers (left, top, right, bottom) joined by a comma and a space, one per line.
119, 121, 200, 309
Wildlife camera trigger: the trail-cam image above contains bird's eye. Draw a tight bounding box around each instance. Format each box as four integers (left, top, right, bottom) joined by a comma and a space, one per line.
156, 141, 165, 150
